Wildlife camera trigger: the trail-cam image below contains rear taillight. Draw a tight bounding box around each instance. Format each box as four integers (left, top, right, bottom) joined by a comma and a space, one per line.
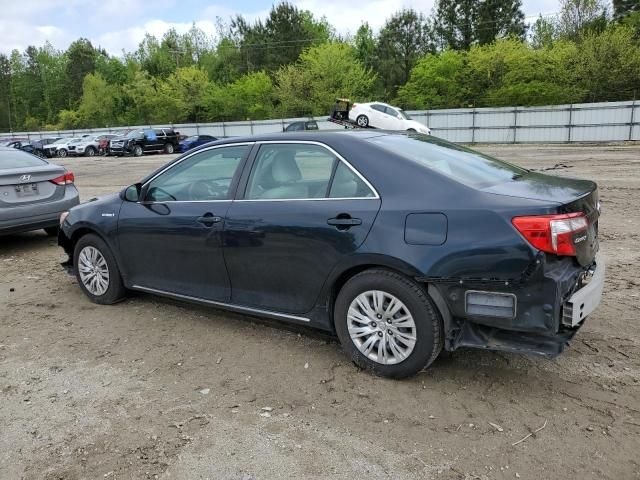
512, 213, 588, 256
50, 172, 75, 185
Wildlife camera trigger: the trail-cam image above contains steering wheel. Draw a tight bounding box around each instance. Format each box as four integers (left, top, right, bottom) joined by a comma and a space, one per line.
187, 180, 225, 200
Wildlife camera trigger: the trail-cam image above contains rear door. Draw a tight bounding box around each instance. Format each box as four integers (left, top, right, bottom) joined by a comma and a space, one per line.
0, 152, 67, 222
223, 141, 381, 314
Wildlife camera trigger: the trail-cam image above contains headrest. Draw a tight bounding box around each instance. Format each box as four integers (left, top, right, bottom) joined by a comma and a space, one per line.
271, 151, 301, 183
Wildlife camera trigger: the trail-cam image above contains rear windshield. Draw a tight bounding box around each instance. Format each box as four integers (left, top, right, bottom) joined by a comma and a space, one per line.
367, 134, 527, 188
0, 149, 48, 169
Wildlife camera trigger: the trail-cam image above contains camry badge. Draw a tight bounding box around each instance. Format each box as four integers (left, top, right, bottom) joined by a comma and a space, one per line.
20, 174, 31, 182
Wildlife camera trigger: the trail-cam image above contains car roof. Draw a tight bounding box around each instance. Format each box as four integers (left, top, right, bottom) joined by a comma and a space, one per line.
215, 130, 388, 145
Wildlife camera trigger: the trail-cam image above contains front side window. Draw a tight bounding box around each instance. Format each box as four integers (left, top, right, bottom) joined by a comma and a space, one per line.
245, 143, 376, 200
145, 145, 248, 202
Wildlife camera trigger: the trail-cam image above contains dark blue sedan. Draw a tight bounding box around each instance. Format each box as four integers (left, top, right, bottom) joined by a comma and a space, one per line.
58, 131, 604, 378
177, 134, 218, 153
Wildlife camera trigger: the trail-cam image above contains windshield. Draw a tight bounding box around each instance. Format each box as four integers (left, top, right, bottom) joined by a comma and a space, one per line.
53, 138, 67, 144
184, 136, 198, 142
367, 134, 528, 189
126, 130, 143, 138
398, 109, 411, 120
0, 149, 47, 169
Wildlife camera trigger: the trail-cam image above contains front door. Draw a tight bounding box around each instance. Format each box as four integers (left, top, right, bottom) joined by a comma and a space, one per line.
224, 142, 381, 314
117, 144, 250, 301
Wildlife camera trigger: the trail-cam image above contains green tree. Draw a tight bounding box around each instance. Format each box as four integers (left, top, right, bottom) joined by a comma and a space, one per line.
232, 2, 331, 73
77, 73, 121, 127
65, 38, 98, 106
433, 0, 526, 50
558, 0, 609, 39
531, 15, 559, 48
275, 42, 375, 116
573, 24, 640, 101
122, 70, 162, 124
157, 66, 213, 123
221, 71, 274, 120
396, 50, 471, 108
375, 9, 432, 99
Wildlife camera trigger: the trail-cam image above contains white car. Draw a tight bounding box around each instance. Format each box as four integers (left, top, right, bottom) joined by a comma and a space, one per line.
348, 102, 431, 134
54, 138, 82, 158
74, 136, 102, 157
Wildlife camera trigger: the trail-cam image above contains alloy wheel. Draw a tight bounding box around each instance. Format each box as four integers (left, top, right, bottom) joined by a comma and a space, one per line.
78, 246, 110, 296
347, 290, 417, 365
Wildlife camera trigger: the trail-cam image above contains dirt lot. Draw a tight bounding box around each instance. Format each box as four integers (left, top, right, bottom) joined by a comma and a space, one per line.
1, 144, 639, 480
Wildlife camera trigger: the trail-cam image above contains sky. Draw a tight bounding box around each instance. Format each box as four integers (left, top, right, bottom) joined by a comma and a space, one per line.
0, 0, 560, 56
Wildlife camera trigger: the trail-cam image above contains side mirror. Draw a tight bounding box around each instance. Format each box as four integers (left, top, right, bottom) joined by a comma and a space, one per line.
123, 183, 141, 202
397, 115, 403, 120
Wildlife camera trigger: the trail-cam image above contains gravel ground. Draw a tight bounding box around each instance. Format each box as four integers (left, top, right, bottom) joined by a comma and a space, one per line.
1, 143, 639, 480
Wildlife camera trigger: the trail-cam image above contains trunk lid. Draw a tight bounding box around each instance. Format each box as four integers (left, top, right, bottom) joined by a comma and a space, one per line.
483, 172, 600, 267
0, 165, 67, 207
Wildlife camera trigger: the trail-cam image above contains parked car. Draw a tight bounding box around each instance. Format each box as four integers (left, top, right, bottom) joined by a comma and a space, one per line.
109, 128, 180, 156
58, 131, 603, 378
0, 147, 79, 236
8, 140, 45, 158
349, 102, 431, 134
73, 135, 108, 157
42, 138, 70, 158
0, 137, 28, 147
284, 120, 319, 132
55, 138, 82, 157
177, 134, 218, 153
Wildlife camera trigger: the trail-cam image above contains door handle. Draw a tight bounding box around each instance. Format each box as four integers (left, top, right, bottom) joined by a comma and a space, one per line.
327, 215, 362, 230
197, 213, 222, 226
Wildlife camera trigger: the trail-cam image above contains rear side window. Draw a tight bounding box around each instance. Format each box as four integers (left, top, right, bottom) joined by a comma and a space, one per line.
329, 162, 376, 199
0, 149, 47, 169
245, 143, 376, 200
368, 135, 527, 188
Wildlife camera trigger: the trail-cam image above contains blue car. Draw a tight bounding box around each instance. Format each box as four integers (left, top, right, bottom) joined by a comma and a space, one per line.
177, 134, 217, 153
58, 131, 604, 378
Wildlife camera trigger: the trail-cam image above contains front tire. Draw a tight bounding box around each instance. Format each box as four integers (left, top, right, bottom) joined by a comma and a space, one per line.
57, 149, 68, 158
133, 145, 143, 157
334, 269, 443, 378
85, 146, 96, 157
73, 234, 126, 305
164, 143, 174, 154
356, 115, 369, 128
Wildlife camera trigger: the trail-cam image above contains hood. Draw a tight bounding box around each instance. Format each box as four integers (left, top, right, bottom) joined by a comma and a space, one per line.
407, 120, 430, 134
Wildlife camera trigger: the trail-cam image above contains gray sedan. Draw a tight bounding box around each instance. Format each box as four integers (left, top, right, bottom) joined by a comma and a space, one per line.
0, 147, 79, 236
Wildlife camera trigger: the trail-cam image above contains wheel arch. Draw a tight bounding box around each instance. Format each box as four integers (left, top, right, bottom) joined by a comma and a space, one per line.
322, 255, 452, 337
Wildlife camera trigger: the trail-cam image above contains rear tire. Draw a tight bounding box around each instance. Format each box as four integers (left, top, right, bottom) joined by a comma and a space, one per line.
44, 226, 59, 237
164, 143, 175, 154
334, 269, 443, 379
356, 115, 369, 128
73, 234, 126, 305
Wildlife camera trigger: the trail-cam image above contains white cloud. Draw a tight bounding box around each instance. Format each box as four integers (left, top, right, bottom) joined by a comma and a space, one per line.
0, 0, 560, 55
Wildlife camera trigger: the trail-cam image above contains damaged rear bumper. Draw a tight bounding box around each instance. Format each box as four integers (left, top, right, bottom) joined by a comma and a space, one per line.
421, 254, 605, 357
